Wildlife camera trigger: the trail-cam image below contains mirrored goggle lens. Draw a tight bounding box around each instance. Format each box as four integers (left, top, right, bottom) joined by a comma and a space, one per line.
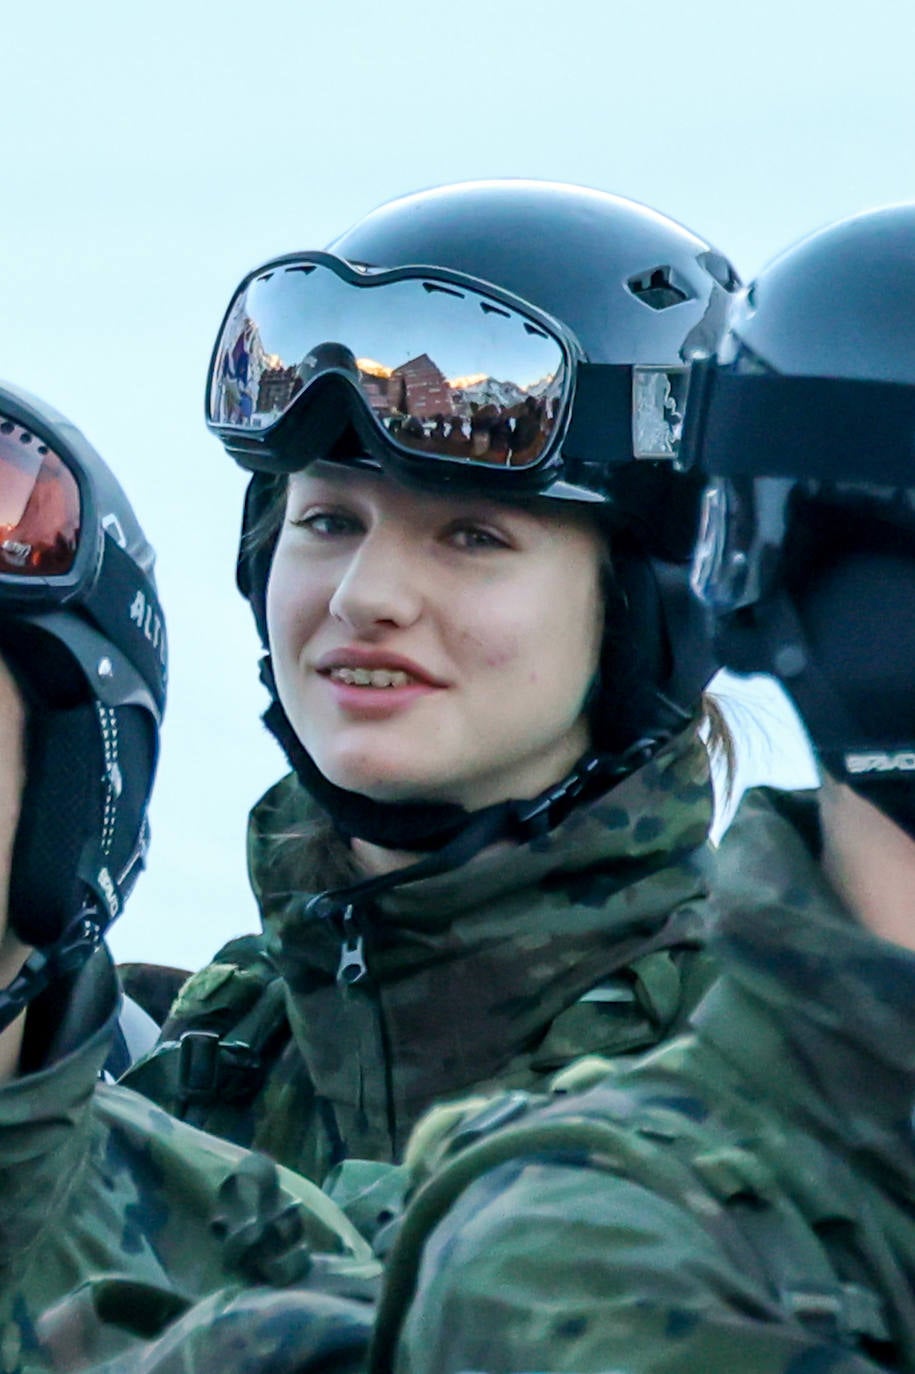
209, 260, 569, 469
0, 419, 81, 577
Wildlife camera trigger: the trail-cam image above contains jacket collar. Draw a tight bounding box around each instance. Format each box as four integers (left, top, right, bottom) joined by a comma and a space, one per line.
249, 723, 714, 937
0, 948, 119, 1285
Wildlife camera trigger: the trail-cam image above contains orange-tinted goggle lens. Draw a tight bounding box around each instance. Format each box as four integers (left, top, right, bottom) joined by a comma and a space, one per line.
0, 420, 81, 577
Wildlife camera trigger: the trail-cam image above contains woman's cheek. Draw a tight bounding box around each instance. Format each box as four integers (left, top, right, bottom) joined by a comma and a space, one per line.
456, 614, 523, 670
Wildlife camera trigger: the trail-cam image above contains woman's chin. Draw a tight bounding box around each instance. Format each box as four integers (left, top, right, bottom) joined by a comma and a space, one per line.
315, 757, 445, 805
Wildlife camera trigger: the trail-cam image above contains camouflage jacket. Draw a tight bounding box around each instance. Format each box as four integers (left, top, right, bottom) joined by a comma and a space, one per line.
125, 726, 720, 1197
0, 945, 378, 1373
373, 789, 915, 1374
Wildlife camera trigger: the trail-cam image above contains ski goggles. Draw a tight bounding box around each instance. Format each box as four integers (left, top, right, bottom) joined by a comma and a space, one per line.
0, 389, 167, 717
0, 408, 91, 603
206, 251, 691, 489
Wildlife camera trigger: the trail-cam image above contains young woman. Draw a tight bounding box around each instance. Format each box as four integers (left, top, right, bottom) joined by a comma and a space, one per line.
0, 381, 375, 1372
372, 204, 915, 1374
127, 180, 748, 1206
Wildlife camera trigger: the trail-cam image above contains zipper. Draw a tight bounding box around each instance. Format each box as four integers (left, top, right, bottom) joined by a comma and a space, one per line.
335, 904, 367, 985
332, 902, 397, 1157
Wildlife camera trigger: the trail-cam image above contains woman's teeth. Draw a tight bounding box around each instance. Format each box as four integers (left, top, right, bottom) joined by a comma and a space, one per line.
330, 666, 414, 688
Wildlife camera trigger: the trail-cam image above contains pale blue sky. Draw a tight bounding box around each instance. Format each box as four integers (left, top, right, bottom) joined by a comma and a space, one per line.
3, 0, 905, 965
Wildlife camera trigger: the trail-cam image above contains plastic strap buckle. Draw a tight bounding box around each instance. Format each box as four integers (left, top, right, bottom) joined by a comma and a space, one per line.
176, 1029, 262, 1107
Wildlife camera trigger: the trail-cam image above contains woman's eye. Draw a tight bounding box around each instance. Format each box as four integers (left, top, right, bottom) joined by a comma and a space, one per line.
448, 523, 509, 551
290, 510, 361, 538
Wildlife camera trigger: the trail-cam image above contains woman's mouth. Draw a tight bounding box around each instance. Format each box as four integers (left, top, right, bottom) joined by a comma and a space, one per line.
328, 666, 417, 689
319, 660, 441, 717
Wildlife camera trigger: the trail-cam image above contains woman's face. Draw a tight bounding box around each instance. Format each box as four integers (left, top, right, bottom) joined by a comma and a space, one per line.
267, 462, 605, 810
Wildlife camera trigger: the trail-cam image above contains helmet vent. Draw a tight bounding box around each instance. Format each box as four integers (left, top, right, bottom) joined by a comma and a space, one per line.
698, 250, 741, 292
626, 265, 694, 311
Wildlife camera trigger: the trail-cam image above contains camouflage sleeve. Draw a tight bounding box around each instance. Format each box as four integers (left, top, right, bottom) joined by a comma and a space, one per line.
37, 1282, 372, 1373
387, 1157, 887, 1374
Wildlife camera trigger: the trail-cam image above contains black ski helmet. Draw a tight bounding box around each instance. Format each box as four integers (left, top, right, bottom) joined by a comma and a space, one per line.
687, 202, 915, 829
227, 180, 739, 851
0, 381, 166, 952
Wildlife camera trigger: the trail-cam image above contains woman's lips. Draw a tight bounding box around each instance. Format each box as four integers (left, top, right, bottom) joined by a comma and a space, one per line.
314, 649, 446, 716
320, 673, 441, 717
315, 648, 447, 688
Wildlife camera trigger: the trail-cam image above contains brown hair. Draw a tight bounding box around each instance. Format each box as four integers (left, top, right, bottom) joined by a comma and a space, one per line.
702, 690, 738, 801
242, 474, 287, 559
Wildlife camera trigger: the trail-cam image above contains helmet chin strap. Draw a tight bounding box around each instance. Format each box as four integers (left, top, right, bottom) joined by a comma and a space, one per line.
261, 681, 684, 935
260, 656, 673, 857
262, 693, 656, 854
0, 909, 104, 1037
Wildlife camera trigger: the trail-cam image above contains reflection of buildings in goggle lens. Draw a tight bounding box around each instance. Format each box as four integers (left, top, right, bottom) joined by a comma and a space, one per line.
0, 434, 80, 577
214, 263, 567, 465
357, 354, 552, 468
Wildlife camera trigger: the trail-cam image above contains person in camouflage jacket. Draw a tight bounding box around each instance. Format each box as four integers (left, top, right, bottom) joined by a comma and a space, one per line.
127, 723, 720, 1200
369, 205, 915, 1374
0, 941, 377, 1373
124, 182, 757, 1220
0, 384, 377, 1373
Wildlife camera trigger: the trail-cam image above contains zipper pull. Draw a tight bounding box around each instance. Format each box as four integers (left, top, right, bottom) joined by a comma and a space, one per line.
336, 905, 367, 985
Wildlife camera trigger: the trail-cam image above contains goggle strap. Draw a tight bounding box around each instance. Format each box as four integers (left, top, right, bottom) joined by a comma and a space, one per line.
563, 364, 634, 468
689, 365, 915, 483
80, 537, 167, 715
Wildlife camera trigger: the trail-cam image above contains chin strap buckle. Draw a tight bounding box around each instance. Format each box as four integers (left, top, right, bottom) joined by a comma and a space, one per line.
511, 754, 605, 836
175, 1029, 263, 1110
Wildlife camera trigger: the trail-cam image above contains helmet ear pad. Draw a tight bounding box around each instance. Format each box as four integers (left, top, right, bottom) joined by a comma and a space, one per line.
792, 544, 915, 749
778, 538, 915, 841
9, 701, 106, 945
8, 699, 156, 947
1, 628, 157, 947
590, 542, 668, 753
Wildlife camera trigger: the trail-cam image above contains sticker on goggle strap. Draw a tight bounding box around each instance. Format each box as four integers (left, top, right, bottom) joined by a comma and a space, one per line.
632, 366, 690, 462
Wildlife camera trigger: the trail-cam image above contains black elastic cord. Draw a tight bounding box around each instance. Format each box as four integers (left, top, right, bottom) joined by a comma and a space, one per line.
303, 742, 663, 924
304, 805, 514, 921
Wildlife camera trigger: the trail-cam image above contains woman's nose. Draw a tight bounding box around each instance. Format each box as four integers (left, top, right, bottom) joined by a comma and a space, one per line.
328, 528, 423, 631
